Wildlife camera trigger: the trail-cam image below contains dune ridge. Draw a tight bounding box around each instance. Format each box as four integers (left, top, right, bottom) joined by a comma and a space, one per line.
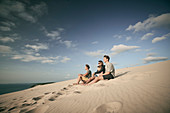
0, 60, 170, 113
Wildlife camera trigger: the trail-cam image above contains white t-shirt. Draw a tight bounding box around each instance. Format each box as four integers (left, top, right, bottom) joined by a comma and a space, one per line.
105, 62, 115, 77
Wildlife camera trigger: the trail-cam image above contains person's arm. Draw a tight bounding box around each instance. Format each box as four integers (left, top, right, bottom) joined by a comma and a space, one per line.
83, 71, 89, 77
100, 72, 111, 76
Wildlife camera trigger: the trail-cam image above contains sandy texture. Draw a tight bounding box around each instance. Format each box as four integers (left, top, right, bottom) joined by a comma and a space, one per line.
0, 60, 170, 113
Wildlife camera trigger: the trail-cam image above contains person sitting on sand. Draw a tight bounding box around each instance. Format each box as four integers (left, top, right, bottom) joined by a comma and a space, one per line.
87, 55, 115, 85
85, 60, 105, 84
73, 64, 92, 85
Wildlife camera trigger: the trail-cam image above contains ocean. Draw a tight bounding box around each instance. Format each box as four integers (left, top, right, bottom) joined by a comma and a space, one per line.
0, 83, 35, 95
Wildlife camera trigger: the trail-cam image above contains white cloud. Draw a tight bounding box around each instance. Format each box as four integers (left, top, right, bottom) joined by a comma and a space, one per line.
41, 26, 64, 40
152, 36, 166, 43
92, 41, 98, 44
126, 36, 132, 41
59, 40, 76, 48
47, 31, 60, 38
0, 45, 12, 53
25, 43, 48, 52
113, 35, 122, 39
143, 56, 168, 63
0, 0, 47, 23
152, 33, 169, 43
126, 13, 170, 32
141, 33, 153, 40
0, 26, 11, 31
85, 50, 105, 57
1, 21, 15, 27
60, 56, 71, 63
11, 54, 63, 64
18, 12, 36, 23
11, 54, 47, 62
0, 37, 14, 43
41, 59, 54, 64
110, 44, 140, 53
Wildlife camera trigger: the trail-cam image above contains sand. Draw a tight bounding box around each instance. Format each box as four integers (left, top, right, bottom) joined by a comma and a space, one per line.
0, 60, 170, 113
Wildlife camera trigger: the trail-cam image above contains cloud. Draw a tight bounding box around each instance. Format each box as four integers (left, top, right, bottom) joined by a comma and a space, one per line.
126, 36, 132, 41
152, 33, 169, 43
59, 40, 77, 48
0, 37, 14, 43
60, 56, 71, 63
92, 41, 98, 44
126, 13, 170, 32
143, 56, 168, 63
0, 26, 11, 31
41, 26, 64, 40
0, 0, 47, 23
141, 33, 153, 40
1, 21, 15, 27
11, 54, 64, 64
152, 36, 166, 43
147, 53, 157, 57
85, 50, 105, 57
113, 35, 122, 39
110, 44, 140, 54
25, 43, 48, 52
0, 45, 12, 53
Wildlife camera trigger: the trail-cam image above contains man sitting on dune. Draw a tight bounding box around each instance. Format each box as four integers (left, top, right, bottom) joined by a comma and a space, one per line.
87, 55, 115, 85
73, 64, 92, 85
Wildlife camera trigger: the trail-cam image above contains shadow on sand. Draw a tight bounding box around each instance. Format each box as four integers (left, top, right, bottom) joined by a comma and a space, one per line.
115, 71, 130, 78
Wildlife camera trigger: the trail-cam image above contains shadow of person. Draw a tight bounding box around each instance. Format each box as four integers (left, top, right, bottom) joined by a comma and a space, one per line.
115, 71, 130, 78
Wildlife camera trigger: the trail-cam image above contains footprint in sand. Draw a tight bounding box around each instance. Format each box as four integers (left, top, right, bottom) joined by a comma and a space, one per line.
0, 106, 6, 112
32, 95, 44, 101
61, 87, 68, 91
44, 92, 51, 95
74, 91, 81, 94
8, 106, 17, 111
93, 101, 123, 113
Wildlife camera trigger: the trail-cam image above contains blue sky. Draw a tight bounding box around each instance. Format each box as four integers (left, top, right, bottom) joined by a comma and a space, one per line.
0, 0, 170, 83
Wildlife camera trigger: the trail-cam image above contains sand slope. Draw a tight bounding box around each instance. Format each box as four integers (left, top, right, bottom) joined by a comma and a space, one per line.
0, 60, 170, 113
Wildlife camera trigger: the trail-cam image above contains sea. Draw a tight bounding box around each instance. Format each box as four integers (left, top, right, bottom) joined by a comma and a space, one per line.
0, 83, 35, 95
0, 80, 68, 95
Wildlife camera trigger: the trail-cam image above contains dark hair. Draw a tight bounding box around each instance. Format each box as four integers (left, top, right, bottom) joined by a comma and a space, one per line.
97, 65, 102, 68
85, 64, 90, 69
104, 55, 110, 61
98, 60, 104, 65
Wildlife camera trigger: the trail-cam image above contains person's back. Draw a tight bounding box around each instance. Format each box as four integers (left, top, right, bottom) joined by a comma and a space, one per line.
86, 70, 92, 78
105, 62, 115, 77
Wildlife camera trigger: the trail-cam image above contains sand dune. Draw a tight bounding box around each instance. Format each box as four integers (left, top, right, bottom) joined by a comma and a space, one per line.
0, 60, 170, 113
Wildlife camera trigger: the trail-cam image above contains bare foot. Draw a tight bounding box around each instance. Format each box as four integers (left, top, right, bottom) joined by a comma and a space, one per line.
73, 83, 79, 85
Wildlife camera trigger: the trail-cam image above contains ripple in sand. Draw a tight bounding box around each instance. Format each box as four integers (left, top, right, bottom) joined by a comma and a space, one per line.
93, 101, 123, 113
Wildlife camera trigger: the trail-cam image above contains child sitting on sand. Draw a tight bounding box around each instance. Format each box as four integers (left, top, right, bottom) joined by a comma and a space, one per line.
73, 64, 92, 85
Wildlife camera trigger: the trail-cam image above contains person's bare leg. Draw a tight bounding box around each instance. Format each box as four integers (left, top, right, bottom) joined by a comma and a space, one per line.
73, 74, 82, 85
88, 76, 104, 85
86, 76, 95, 84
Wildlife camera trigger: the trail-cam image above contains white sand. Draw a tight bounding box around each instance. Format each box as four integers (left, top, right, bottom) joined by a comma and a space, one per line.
0, 60, 170, 113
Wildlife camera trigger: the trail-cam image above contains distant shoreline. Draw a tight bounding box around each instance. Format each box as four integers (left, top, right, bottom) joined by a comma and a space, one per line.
0, 82, 56, 95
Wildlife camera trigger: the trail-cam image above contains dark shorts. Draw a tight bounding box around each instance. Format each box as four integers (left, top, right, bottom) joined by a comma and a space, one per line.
103, 74, 114, 80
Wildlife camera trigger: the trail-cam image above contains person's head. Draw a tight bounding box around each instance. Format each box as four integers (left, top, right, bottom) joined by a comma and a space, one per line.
97, 65, 102, 71
85, 64, 90, 70
98, 60, 103, 66
103, 55, 110, 63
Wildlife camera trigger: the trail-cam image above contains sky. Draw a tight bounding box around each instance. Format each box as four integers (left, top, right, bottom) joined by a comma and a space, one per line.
0, 0, 170, 83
